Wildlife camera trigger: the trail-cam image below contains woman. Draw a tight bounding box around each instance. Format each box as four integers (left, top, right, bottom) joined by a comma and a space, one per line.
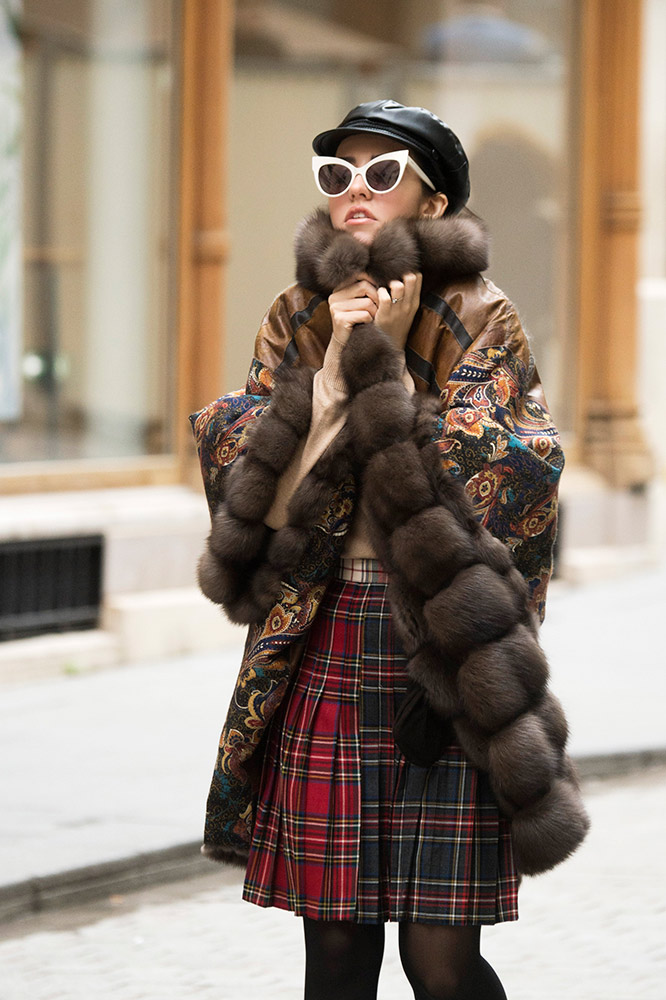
192, 100, 588, 1000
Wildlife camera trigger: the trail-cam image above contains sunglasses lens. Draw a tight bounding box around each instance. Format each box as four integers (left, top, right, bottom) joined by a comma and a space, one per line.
366, 158, 401, 192
318, 162, 352, 195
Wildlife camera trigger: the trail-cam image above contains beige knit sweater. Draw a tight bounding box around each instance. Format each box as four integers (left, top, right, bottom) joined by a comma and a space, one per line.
265, 331, 415, 556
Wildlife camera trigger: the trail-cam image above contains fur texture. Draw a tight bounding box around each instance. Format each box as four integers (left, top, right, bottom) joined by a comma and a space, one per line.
198, 365, 316, 624
198, 212, 588, 875
294, 208, 489, 296
200, 842, 249, 869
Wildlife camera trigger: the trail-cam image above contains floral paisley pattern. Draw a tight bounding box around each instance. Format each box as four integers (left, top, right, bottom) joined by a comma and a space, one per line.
434, 346, 563, 620
190, 358, 273, 516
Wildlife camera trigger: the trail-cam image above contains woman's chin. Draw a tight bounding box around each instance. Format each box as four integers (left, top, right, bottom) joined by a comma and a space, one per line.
348, 228, 375, 246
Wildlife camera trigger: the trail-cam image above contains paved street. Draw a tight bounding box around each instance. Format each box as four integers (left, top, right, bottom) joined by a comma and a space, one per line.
2, 767, 665, 1000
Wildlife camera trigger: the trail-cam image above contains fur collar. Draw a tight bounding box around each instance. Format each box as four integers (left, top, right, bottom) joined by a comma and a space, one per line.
294, 207, 489, 296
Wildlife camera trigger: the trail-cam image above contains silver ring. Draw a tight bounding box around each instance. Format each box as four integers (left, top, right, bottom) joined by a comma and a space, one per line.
391, 297, 401, 304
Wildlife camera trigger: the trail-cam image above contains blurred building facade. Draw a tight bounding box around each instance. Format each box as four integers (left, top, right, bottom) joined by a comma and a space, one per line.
0, 0, 664, 672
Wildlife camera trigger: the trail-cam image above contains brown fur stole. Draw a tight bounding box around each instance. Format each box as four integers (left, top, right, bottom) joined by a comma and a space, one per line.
198, 213, 589, 875
339, 326, 589, 875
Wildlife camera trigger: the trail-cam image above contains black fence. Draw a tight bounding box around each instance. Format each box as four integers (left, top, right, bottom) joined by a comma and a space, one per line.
0, 535, 103, 641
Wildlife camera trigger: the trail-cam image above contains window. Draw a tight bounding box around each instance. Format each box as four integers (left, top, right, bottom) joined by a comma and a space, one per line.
1, 0, 180, 465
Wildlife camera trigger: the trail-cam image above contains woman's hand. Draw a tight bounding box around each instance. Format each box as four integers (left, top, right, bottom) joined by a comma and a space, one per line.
328, 271, 422, 350
328, 274, 379, 344
375, 273, 422, 350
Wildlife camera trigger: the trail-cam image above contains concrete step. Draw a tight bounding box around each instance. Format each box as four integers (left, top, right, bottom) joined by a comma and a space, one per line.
0, 630, 121, 686
0, 588, 243, 685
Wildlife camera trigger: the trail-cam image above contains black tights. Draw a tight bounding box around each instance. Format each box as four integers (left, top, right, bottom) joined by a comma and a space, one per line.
302, 918, 507, 1000
303, 919, 385, 1000
398, 924, 507, 1000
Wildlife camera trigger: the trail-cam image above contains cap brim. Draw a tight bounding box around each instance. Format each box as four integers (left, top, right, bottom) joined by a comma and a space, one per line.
312, 123, 426, 157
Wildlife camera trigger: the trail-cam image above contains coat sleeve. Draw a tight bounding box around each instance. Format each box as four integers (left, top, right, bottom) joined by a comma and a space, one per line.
190, 293, 298, 517
433, 331, 564, 622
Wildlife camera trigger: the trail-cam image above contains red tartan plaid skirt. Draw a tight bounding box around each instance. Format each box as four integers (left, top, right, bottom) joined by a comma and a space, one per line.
243, 559, 519, 925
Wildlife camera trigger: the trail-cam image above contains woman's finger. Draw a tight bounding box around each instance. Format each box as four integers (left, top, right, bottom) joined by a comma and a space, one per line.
331, 295, 377, 315
329, 289, 378, 312
345, 309, 377, 327
388, 279, 405, 304
331, 277, 378, 302
402, 272, 422, 304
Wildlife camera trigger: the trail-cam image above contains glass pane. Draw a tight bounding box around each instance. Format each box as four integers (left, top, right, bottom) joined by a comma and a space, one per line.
406, 0, 576, 427
0, 0, 179, 464
227, 0, 575, 429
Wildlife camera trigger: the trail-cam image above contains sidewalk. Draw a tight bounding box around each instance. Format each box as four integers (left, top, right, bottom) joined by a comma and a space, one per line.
2, 563, 666, 921
3, 768, 664, 999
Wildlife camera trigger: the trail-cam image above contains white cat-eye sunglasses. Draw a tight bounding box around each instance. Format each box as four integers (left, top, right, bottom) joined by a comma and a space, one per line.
312, 149, 436, 197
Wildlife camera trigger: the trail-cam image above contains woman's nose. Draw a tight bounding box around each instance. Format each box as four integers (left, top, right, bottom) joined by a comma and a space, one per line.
349, 172, 370, 197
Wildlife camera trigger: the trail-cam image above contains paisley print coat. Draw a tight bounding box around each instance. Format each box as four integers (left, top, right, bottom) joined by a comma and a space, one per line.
191, 209, 588, 876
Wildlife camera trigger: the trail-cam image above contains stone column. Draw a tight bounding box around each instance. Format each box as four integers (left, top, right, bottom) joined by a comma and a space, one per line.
576, 0, 653, 488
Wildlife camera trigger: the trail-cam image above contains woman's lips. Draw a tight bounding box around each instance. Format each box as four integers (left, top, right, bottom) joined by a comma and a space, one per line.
344, 208, 377, 224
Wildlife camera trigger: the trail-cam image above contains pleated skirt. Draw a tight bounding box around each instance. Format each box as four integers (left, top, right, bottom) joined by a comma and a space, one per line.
243, 558, 519, 925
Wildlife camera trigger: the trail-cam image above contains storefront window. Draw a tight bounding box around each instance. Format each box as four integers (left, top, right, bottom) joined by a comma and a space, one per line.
0, 0, 179, 464
407, 0, 576, 426
227, 0, 575, 426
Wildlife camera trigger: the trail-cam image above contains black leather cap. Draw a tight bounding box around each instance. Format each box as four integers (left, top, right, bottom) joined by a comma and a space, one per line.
312, 99, 470, 213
